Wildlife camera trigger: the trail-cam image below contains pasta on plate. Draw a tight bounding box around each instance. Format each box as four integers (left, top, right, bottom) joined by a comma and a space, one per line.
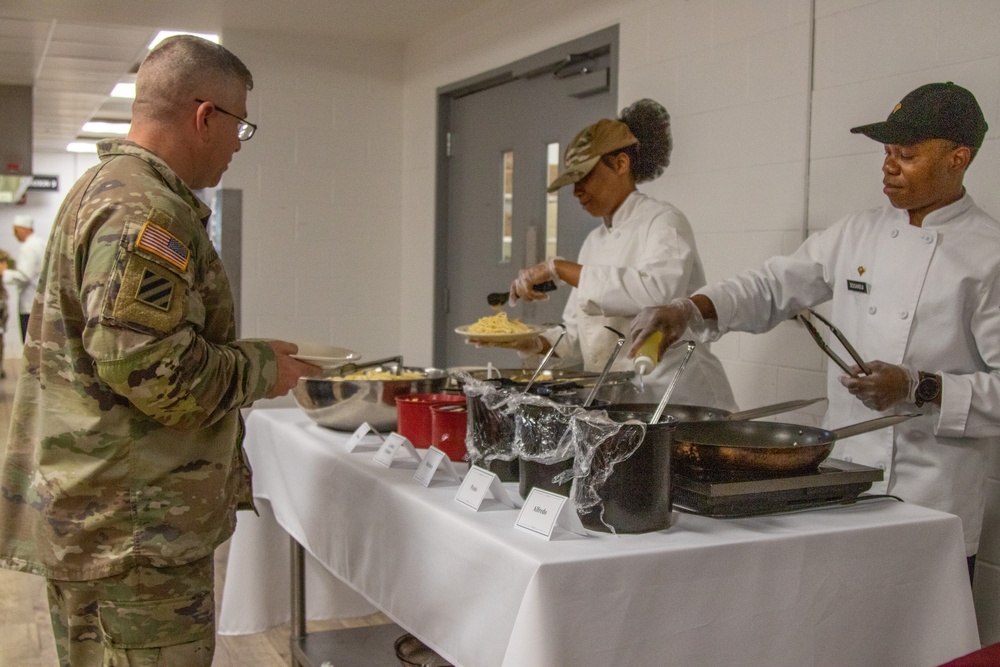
466, 311, 533, 334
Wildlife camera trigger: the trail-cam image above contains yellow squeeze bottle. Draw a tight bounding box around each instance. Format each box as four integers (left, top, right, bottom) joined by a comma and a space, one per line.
633, 332, 663, 376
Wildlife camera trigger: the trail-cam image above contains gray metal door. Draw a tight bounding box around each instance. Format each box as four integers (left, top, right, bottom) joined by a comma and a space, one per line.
435, 27, 618, 368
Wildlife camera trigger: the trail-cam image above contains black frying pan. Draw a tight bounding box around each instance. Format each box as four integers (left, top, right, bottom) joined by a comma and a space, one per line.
672, 413, 917, 478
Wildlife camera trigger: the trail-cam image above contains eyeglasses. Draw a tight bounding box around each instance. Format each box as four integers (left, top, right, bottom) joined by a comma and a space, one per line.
194, 99, 256, 141
797, 308, 870, 378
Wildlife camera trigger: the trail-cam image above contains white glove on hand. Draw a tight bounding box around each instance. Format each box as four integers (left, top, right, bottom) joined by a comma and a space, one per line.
838, 360, 919, 412
509, 257, 562, 305
628, 298, 700, 359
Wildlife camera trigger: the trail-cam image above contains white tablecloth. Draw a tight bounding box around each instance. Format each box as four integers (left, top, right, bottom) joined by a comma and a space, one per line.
219, 408, 980, 667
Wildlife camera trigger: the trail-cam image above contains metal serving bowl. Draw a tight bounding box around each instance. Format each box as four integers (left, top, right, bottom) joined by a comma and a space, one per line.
293, 364, 449, 432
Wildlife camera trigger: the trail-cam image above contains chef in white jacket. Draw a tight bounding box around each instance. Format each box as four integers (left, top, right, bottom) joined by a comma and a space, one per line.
2, 214, 47, 342
630, 82, 995, 577
504, 99, 736, 410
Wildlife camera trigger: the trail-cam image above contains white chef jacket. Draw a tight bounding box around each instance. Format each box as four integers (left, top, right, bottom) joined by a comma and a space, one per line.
549, 191, 736, 410
3, 232, 47, 315
700, 193, 1000, 555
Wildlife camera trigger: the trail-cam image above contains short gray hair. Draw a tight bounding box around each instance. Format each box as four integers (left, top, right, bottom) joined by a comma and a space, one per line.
133, 35, 253, 123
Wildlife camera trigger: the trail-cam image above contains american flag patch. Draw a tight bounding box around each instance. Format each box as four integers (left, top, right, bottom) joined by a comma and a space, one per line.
136, 221, 190, 271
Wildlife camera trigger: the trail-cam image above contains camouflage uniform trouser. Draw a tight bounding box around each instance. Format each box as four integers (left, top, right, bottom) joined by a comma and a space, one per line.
45, 554, 215, 667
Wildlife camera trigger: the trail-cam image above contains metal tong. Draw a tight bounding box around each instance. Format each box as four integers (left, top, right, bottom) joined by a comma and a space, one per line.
650, 340, 696, 424
487, 280, 557, 306
796, 309, 870, 378
583, 326, 627, 407
522, 323, 567, 394
335, 355, 404, 376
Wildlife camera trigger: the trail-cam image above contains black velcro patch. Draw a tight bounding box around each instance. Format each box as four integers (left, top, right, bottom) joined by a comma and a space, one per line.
135, 268, 174, 311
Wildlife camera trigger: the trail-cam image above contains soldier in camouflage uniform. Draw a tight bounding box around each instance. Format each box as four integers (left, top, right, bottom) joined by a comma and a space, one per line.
0, 35, 321, 666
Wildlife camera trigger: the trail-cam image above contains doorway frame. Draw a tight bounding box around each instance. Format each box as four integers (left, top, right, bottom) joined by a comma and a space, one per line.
432, 24, 620, 366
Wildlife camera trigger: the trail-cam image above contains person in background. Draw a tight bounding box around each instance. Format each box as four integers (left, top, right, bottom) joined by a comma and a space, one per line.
496, 99, 735, 409
0, 35, 322, 666
630, 82, 995, 581
2, 214, 47, 342
0, 247, 12, 377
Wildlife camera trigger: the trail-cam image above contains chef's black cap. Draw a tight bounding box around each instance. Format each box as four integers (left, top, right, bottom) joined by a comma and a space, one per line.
850, 82, 988, 149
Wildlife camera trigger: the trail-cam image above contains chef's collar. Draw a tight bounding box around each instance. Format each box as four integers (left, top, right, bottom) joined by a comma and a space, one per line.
918, 190, 974, 228
603, 190, 641, 229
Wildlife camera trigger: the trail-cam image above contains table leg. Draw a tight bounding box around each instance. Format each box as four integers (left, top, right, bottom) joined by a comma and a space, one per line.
290, 536, 306, 667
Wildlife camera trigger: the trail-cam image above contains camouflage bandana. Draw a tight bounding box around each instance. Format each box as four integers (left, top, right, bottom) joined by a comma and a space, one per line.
547, 118, 639, 192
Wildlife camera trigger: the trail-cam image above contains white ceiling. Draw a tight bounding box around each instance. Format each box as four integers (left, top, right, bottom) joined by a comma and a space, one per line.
0, 0, 492, 154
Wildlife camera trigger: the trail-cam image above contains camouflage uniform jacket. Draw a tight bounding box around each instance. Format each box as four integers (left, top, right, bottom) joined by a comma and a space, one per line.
0, 139, 278, 580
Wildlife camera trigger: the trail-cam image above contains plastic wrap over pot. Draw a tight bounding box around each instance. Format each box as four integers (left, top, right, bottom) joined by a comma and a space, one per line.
459, 372, 518, 467
512, 393, 584, 464
560, 409, 678, 535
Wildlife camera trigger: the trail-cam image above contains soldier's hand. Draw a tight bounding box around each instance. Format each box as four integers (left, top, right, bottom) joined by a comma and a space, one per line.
267, 340, 323, 398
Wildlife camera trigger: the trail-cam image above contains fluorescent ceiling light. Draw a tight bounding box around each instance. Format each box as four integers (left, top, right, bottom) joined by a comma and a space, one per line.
83, 121, 130, 136
67, 142, 98, 153
148, 30, 220, 50
111, 82, 135, 99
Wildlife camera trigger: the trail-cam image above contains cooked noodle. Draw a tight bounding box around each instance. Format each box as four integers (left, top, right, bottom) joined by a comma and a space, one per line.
467, 311, 533, 335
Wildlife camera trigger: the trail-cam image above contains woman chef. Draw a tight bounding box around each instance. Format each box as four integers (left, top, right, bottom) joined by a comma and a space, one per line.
498, 99, 735, 409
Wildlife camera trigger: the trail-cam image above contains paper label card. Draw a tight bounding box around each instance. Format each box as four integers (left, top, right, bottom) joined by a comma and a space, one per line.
515, 488, 589, 539
345, 422, 384, 452
455, 465, 516, 510
414, 447, 463, 487
373, 433, 423, 468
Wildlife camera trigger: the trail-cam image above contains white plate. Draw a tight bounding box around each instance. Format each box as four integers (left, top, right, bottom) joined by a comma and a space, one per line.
454, 323, 547, 343
291, 343, 361, 367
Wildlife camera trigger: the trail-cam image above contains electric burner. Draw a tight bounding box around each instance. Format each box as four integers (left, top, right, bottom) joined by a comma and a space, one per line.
672, 458, 884, 517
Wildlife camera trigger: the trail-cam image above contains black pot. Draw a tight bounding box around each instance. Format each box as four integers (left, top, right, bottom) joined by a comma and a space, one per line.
576, 419, 677, 534
518, 457, 574, 499
468, 455, 519, 482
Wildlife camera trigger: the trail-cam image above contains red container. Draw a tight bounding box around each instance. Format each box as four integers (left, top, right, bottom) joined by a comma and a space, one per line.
430, 404, 469, 462
396, 393, 465, 448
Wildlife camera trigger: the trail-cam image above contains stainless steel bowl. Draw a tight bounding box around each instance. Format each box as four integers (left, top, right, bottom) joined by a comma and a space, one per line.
293, 365, 449, 431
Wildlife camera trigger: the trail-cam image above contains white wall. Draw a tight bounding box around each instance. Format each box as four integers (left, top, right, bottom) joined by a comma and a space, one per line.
222, 29, 406, 363
0, 151, 98, 360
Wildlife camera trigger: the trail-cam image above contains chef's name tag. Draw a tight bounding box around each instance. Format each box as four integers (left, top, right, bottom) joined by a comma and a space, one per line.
373, 433, 422, 468
847, 279, 869, 293
413, 446, 462, 486
455, 465, 517, 511
345, 422, 384, 452
515, 488, 588, 540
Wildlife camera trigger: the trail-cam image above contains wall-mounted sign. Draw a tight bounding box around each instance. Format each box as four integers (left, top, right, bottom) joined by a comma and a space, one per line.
28, 175, 59, 191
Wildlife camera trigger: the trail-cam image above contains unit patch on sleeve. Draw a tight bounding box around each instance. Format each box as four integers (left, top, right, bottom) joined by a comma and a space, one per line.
136, 220, 190, 271
135, 268, 174, 311
111, 254, 187, 334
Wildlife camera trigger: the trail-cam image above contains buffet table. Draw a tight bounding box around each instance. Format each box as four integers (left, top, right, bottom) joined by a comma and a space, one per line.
219, 408, 980, 667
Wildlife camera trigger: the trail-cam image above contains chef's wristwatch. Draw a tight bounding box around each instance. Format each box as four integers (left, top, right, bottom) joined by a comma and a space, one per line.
914, 371, 942, 407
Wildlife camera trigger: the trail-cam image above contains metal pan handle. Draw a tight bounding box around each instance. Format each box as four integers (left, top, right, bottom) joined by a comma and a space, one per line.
831, 413, 919, 440
726, 397, 826, 421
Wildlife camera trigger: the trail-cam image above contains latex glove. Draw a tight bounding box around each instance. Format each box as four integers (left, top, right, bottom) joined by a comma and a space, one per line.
838, 360, 919, 412
509, 257, 562, 305
628, 298, 703, 359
